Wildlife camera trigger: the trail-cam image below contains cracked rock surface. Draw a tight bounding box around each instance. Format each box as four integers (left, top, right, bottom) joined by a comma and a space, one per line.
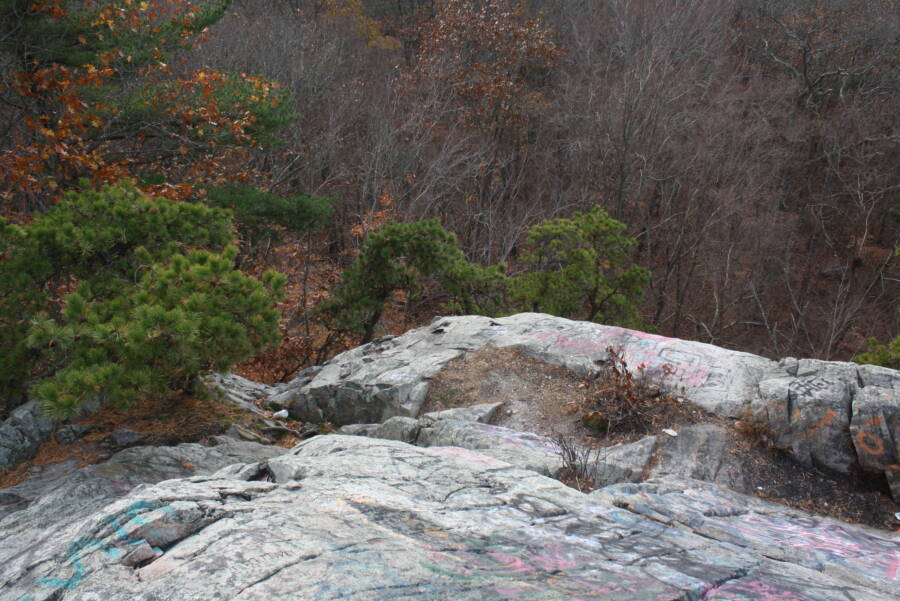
4, 313, 897, 495
2, 435, 897, 601
269, 313, 899, 500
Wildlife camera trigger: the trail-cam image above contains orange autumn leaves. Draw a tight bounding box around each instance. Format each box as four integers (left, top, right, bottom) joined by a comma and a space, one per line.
0, 0, 286, 215
399, 0, 564, 133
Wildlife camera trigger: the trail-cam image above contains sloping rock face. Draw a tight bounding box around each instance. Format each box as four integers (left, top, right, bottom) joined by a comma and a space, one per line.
2, 435, 897, 601
270, 313, 900, 500
0, 437, 284, 525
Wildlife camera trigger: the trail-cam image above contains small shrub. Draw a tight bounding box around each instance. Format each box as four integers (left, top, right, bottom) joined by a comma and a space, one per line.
853, 335, 900, 370
579, 346, 687, 438
553, 434, 601, 493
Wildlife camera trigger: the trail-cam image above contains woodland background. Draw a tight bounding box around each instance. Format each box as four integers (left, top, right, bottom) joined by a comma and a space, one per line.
1, 0, 897, 402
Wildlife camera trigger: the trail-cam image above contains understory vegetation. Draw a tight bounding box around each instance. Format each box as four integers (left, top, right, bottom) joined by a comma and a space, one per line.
1, 0, 897, 416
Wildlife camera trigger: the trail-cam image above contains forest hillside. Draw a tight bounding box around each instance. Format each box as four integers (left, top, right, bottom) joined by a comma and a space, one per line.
1, 0, 897, 417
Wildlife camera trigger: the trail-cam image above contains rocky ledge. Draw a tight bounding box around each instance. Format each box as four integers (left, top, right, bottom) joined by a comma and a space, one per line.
1, 435, 898, 601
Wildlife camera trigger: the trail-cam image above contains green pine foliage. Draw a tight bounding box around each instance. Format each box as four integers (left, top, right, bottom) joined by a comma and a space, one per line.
318, 220, 507, 342
2, 182, 233, 290
0, 182, 285, 416
0, 0, 231, 71
854, 336, 900, 370
28, 247, 284, 417
320, 209, 650, 343
205, 183, 331, 249
511, 206, 649, 327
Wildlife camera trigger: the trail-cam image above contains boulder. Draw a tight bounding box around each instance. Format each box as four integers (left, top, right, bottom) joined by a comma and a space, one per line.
587, 435, 657, 486
205, 372, 284, 412
850, 365, 900, 500
55, 424, 95, 445
104, 428, 149, 449
752, 357, 900, 499
1, 435, 896, 601
421, 401, 504, 424
0, 401, 56, 471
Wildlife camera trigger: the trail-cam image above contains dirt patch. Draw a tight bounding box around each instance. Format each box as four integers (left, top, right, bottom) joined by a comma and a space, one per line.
423, 346, 899, 530
423, 346, 597, 447
731, 432, 899, 529
424, 346, 710, 447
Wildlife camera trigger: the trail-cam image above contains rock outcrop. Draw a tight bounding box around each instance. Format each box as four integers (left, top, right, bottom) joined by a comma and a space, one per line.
269, 314, 900, 500
4, 313, 896, 495
2, 435, 897, 601
340, 407, 753, 493
270, 314, 776, 423
0, 436, 284, 523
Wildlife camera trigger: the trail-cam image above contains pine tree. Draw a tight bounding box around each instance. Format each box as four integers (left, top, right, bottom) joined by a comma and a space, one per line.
512, 206, 649, 327
1, 183, 285, 417
318, 220, 506, 342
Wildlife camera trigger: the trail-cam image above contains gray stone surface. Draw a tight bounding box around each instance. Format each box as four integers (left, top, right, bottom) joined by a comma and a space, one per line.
4, 313, 897, 500
421, 401, 504, 424
224, 423, 274, 444
850, 377, 900, 500
286, 313, 897, 499
587, 435, 657, 487
0, 373, 282, 474
418, 419, 564, 476
1, 435, 896, 601
592, 477, 900, 598
359, 415, 421, 443
343, 414, 748, 494
752, 357, 899, 498
204, 372, 285, 421
649, 424, 749, 491
0, 401, 56, 471
337, 403, 504, 445
106, 428, 149, 448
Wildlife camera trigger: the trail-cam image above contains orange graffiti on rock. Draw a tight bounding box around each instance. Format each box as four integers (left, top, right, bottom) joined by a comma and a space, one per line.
854, 430, 885, 456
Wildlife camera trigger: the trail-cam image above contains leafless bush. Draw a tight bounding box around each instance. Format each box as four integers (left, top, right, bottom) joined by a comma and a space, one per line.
552, 434, 601, 493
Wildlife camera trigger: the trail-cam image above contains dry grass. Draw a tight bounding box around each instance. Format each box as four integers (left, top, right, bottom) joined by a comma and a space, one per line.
734, 406, 777, 447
